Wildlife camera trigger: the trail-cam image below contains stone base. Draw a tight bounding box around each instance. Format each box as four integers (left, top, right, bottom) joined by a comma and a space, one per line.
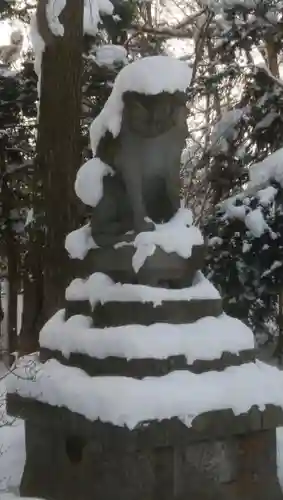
7, 395, 283, 500
19, 421, 282, 500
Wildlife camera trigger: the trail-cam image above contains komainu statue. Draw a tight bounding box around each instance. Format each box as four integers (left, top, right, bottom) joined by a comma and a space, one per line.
86, 56, 191, 246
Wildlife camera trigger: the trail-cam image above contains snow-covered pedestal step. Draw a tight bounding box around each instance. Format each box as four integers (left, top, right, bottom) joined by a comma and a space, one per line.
66, 208, 204, 287
91, 297, 223, 327
39, 312, 256, 377
7, 390, 283, 448
64, 271, 223, 326
72, 242, 206, 288
6, 359, 283, 439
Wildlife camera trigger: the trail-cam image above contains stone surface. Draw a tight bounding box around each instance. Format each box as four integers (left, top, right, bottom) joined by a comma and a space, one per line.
20, 421, 233, 500
64, 299, 92, 320
40, 347, 256, 377
91, 298, 223, 327
8, 393, 283, 500
232, 429, 283, 499
72, 243, 206, 288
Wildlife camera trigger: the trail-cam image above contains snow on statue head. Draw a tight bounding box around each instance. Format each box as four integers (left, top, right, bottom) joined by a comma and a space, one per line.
75, 55, 191, 247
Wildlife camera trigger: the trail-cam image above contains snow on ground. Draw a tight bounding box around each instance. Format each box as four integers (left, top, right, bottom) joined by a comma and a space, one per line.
0, 362, 25, 497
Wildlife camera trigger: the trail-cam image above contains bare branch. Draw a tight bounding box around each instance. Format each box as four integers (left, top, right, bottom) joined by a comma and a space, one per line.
130, 22, 194, 39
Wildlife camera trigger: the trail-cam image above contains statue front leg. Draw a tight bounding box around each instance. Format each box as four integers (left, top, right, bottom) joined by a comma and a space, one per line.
165, 163, 181, 216
91, 175, 132, 247
122, 165, 154, 234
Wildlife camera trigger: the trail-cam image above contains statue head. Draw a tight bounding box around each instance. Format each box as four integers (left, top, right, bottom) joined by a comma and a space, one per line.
90, 55, 192, 154
122, 90, 188, 138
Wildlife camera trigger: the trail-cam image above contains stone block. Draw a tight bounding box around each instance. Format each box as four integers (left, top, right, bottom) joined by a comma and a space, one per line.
91, 298, 223, 327
72, 242, 206, 288
64, 299, 92, 320
16, 412, 283, 500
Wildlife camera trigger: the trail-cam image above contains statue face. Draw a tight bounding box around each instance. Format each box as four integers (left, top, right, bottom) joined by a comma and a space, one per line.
122, 91, 187, 138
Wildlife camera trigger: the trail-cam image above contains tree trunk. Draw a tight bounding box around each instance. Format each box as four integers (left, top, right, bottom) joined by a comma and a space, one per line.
39, 0, 84, 322
20, 0, 84, 353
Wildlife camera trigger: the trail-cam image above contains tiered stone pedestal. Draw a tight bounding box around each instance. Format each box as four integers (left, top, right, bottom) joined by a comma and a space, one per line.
7, 241, 283, 500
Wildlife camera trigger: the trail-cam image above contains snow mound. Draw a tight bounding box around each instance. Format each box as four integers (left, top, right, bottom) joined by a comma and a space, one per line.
210, 108, 245, 153
257, 185, 278, 206
0, 362, 25, 495
40, 310, 254, 362
74, 157, 113, 207
0, 419, 25, 493
46, 0, 66, 37
65, 271, 220, 306
29, 15, 45, 88
65, 272, 113, 301
249, 146, 283, 188
222, 197, 274, 238
84, 0, 114, 36
65, 224, 97, 260
133, 208, 203, 272
244, 207, 269, 238
90, 55, 192, 154
6, 358, 283, 430
95, 45, 127, 67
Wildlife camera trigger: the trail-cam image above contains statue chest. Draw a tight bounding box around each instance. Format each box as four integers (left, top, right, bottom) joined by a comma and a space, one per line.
114, 126, 185, 179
